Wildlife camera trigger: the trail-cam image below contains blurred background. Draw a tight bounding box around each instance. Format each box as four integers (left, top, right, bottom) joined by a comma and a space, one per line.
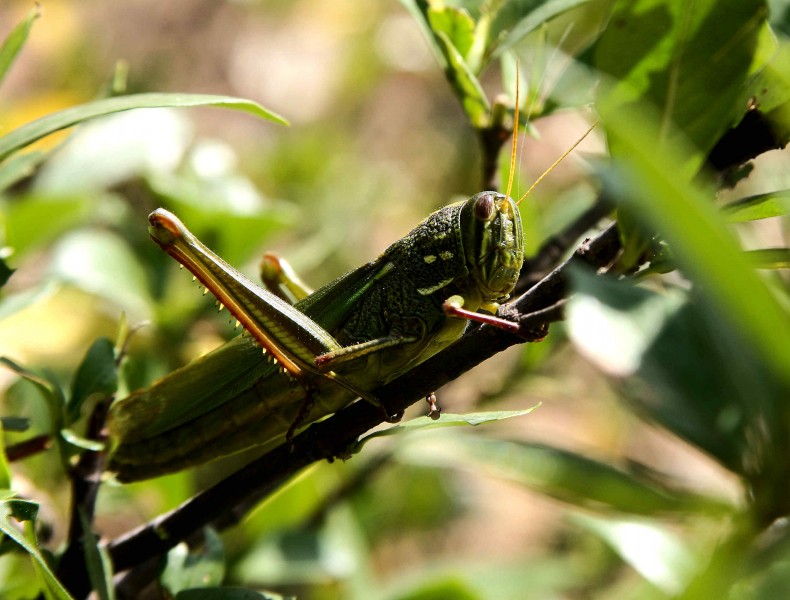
2, 1, 783, 599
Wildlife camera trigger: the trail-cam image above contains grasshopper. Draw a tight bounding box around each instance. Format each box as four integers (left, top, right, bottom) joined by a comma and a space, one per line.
107, 192, 525, 481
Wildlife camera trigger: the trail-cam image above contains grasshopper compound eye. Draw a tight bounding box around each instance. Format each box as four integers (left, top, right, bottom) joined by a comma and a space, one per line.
473, 192, 496, 221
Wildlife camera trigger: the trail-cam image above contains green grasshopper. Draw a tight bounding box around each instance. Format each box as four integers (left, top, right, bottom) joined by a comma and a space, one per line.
107, 192, 525, 481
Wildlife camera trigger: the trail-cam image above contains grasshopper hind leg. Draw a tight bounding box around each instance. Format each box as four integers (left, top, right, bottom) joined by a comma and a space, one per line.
260, 252, 313, 304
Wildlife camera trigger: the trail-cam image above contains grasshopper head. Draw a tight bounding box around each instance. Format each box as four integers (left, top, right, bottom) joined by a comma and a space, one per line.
461, 192, 524, 303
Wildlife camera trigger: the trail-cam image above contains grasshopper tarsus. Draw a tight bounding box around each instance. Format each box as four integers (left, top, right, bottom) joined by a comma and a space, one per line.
426, 393, 441, 420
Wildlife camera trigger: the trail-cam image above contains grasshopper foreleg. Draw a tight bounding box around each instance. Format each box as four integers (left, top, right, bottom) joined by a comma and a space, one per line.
442, 294, 521, 332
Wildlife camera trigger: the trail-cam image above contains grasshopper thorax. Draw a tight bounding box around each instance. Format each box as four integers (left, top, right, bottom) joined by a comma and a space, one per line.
460, 192, 523, 304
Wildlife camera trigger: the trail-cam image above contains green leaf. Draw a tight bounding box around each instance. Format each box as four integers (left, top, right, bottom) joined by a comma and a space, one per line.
0, 357, 64, 412
489, 0, 593, 57
31, 108, 192, 194
161, 528, 225, 597
353, 408, 539, 453
0, 93, 288, 163
571, 513, 696, 594
176, 589, 287, 600
50, 230, 154, 321
0, 499, 74, 600
0, 357, 66, 463
390, 576, 482, 600
596, 0, 770, 173
145, 170, 296, 266
740, 32, 790, 118
60, 429, 105, 453
745, 248, 790, 269
598, 91, 790, 396
67, 337, 117, 425
2, 195, 90, 258
0, 5, 40, 87
0, 150, 45, 192
79, 510, 115, 600
617, 209, 654, 271
428, 5, 476, 63
566, 270, 785, 477
404, 434, 727, 516
400, 0, 448, 69
721, 190, 790, 222
433, 31, 491, 127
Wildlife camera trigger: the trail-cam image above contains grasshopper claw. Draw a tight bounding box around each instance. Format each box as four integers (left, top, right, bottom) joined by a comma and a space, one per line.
426, 392, 441, 420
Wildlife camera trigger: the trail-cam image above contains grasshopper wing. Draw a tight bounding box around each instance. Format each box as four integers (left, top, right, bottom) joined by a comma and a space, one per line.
296, 255, 393, 333
108, 335, 272, 444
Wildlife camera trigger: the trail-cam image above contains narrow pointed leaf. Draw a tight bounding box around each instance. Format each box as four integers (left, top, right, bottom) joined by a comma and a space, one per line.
407, 435, 729, 516
0, 5, 40, 86
0, 94, 287, 162
67, 337, 117, 424
0, 499, 74, 600
745, 248, 790, 269
0, 150, 45, 192
354, 408, 539, 452
722, 190, 790, 222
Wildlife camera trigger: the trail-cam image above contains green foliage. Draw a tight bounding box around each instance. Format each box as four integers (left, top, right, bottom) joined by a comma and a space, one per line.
162, 528, 226, 596
723, 190, 790, 222
0, 497, 74, 600
352, 408, 539, 452
67, 338, 117, 424
596, 0, 773, 167
0, 5, 39, 87
1, 1, 790, 599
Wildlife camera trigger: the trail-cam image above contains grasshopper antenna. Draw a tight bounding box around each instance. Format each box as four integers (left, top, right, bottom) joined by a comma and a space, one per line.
504, 68, 520, 202
517, 120, 598, 206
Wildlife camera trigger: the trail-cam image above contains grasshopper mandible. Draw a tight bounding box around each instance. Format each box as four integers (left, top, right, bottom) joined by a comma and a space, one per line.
107, 192, 525, 481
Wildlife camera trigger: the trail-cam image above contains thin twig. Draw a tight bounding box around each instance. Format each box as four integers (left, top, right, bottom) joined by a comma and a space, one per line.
5, 434, 52, 462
